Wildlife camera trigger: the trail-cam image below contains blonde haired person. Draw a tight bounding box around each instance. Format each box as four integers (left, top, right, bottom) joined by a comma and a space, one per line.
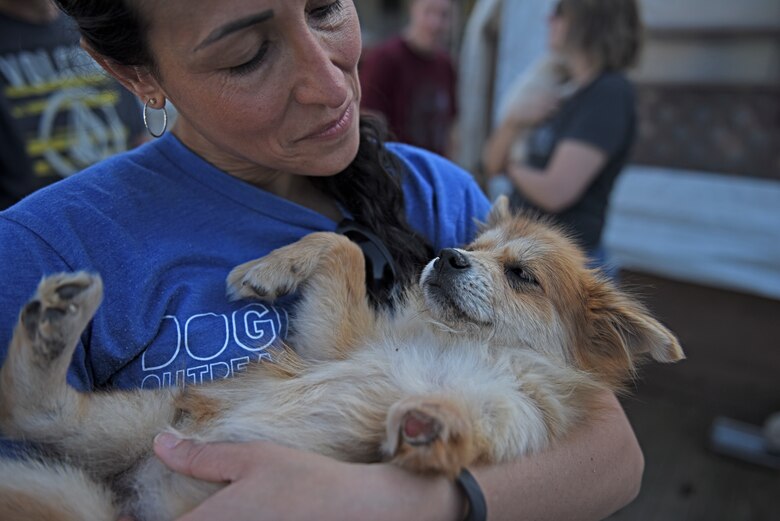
483, 0, 642, 268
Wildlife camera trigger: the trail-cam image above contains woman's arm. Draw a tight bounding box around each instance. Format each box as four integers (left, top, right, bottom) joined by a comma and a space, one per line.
482, 117, 528, 177
152, 432, 465, 521
472, 390, 643, 521
506, 140, 606, 213
154, 390, 642, 521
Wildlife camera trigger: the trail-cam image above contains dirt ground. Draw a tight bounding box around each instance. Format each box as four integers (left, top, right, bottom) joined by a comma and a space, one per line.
605, 271, 780, 521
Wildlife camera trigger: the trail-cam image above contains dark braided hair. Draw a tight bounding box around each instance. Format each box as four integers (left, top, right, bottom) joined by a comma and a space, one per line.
312, 116, 434, 301
53, 0, 434, 304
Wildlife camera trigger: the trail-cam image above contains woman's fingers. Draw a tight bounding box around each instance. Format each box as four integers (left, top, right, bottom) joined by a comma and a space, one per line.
153, 433, 251, 483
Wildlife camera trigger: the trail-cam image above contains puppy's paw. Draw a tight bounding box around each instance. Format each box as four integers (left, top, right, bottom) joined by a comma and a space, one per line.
226, 232, 353, 301
385, 397, 475, 478
226, 255, 307, 302
21, 272, 103, 363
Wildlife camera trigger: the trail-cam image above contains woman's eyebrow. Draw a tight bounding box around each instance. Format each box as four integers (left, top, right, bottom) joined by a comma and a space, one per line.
194, 10, 275, 51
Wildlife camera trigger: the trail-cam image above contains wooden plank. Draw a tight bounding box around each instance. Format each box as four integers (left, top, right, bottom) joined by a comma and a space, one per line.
646, 27, 780, 39
605, 169, 780, 301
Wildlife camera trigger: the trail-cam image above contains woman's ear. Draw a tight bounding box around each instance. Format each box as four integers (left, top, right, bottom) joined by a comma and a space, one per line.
80, 37, 165, 105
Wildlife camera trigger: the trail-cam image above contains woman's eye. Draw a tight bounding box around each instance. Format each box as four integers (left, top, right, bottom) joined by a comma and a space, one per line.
229, 42, 270, 76
309, 0, 344, 21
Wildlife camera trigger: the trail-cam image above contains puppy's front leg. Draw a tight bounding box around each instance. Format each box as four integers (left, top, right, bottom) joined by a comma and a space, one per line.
227, 232, 376, 360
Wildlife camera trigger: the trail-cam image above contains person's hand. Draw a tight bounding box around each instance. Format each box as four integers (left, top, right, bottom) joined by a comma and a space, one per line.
505, 92, 559, 128
153, 433, 464, 521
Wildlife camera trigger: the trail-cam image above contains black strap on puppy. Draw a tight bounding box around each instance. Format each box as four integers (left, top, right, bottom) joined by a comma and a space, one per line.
456, 468, 487, 521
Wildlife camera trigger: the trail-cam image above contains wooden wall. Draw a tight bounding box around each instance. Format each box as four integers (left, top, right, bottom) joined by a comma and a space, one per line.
630, 0, 780, 180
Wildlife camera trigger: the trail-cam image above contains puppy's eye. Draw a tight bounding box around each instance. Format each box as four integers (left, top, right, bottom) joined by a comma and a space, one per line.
505, 265, 538, 287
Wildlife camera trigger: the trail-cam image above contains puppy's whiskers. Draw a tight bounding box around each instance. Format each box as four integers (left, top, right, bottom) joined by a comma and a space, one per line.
425, 316, 467, 334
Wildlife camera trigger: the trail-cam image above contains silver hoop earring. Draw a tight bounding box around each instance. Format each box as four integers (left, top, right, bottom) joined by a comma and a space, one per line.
143, 98, 168, 138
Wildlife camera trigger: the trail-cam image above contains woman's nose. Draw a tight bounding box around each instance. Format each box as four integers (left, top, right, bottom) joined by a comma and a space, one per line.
291, 31, 349, 108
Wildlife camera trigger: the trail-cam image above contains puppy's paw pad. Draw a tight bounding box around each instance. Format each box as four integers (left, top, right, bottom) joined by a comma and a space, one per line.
54, 281, 91, 301
23, 272, 103, 360
239, 278, 270, 299
387, 398, 475, 478
401, 409, 443, 446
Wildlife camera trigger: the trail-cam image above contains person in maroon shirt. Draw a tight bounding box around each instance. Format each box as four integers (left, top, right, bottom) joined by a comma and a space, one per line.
359, 0, 457, 157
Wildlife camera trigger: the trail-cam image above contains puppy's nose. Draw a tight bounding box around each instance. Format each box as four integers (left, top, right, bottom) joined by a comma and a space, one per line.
439, 248, 470, 270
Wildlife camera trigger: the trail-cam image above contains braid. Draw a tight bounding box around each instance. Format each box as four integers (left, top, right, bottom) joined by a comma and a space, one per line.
313, 116, 434, 303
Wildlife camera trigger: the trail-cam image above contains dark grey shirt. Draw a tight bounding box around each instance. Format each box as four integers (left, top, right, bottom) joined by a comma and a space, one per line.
511, 71, 636, 251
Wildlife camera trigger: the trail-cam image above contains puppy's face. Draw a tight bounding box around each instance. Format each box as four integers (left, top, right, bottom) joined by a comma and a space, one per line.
419, 197, 684, 387
420, 208, 585, 358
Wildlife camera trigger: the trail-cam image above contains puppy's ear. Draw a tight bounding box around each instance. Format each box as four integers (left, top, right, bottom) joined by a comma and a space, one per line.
486, 195, 511, 228
576, 278, 684, 387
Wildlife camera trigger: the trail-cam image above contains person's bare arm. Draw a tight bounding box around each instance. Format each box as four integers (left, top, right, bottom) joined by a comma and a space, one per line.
507, 139, 607, 213
154, 390, 641, 521
472, 390, 643, 521
482, 117, 528, 177
153, 433, 466, 521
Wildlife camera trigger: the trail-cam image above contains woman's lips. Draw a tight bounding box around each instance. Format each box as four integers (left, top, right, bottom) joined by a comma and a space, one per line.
303, 103, 355, 141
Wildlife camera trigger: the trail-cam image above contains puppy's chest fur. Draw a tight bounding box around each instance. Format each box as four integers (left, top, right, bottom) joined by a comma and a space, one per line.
178, 292, 585, 467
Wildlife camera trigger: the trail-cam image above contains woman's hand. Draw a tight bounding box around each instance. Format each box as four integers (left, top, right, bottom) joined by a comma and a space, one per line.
482, 92, 559, 176
153, 433, 464, 521
148, 389, 641, 521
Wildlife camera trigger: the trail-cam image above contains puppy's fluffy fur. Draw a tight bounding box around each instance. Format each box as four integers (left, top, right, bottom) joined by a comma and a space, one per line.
0, 198, 683, 521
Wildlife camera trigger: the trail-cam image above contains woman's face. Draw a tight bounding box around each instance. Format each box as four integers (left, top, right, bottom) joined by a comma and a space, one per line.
139, 0, 362, 178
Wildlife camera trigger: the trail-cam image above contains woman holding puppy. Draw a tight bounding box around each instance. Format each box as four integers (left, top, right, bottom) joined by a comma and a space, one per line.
0, 1, 643, 520
483, 0, 642, 266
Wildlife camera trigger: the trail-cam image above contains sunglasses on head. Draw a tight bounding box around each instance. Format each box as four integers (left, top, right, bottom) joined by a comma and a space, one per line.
336, 219, 397, 301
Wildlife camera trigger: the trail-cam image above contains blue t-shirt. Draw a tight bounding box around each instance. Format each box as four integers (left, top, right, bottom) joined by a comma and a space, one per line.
0, 133, 489, 393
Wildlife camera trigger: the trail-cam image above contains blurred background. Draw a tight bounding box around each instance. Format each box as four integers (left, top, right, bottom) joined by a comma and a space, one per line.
358, 0, 779, 520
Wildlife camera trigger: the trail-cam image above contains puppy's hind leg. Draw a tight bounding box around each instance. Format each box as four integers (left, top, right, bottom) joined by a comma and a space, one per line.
384, 396, 478, 479
0, 272, 102, 438
0, 458, 118, 521
0, 274, 177, 478
227, 232, 376, 360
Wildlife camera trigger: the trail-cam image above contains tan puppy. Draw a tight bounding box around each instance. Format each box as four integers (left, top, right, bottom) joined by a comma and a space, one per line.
0, 198, 683, 521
